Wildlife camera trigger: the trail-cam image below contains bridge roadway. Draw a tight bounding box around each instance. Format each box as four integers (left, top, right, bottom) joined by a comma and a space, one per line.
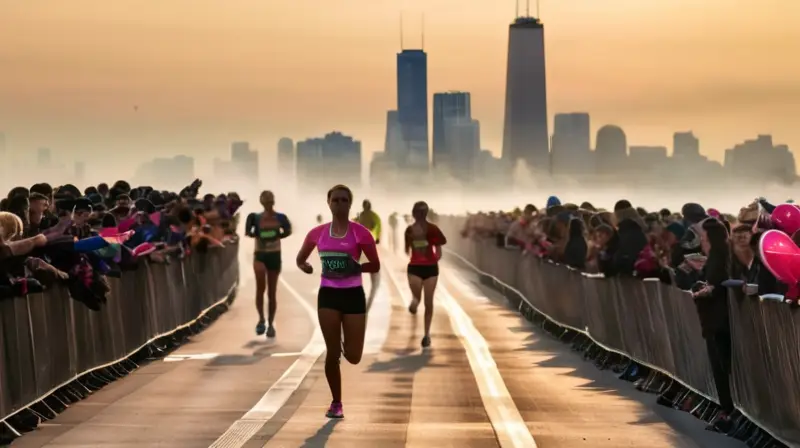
13, 240, 744, 448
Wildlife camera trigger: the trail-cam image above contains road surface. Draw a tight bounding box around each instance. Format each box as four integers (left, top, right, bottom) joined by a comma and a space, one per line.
12, 240, 743, 448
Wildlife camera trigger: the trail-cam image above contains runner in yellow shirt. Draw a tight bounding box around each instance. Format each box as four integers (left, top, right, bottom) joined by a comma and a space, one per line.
355, 199, 382, 309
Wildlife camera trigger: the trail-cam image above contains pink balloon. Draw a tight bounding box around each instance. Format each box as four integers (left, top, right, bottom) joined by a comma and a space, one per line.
759, 229, 800, 286
770, 203, 800, 235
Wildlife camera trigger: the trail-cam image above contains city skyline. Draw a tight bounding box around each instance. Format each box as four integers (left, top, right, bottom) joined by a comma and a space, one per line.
0, 1, 798, 176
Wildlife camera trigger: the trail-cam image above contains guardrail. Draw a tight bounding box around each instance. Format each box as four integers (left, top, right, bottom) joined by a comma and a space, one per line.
0, 242, 239, 439
440, 217, 799, 448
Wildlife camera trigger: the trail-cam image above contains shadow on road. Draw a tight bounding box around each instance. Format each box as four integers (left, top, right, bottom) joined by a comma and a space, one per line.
300, 419, 341, 447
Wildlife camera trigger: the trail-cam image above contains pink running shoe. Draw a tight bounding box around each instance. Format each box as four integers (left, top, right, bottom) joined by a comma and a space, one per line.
325, 401, 344, 419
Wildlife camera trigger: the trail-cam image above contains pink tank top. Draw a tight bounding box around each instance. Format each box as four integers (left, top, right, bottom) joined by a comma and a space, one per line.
305, 222, 375, 288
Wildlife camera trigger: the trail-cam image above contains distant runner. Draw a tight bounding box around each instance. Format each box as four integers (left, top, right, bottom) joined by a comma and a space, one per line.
296, 184, 380, 419
355, 199, 382, 309
405, 201, 446, 348
244, 191, 292, 338
388, 212, 399, 253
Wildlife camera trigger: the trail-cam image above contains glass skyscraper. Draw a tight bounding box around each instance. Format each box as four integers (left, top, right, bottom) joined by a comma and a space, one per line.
396, 49, 429, 170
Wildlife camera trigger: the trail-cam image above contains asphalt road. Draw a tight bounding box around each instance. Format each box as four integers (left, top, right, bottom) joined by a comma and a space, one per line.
11, 241, 745, 448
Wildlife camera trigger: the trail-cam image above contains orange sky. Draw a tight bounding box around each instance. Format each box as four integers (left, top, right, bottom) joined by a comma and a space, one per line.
0, 0, 798, 175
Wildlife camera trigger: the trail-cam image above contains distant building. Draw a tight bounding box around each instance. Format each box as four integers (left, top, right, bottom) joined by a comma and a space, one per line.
37, 147, 52, 168
74, 161, 86, 184
628, 146, 668, 174
432, 91, 472, 170
396, 49, 429, 170
724, 135, 796, 184
297, 132, 362, 189
277, 138, 295, 176
230, 141, 259, 183
444, 118, 481, 181
0, 133, 5, 157
137, 155, 195, 189
594, 125, 627, 175
384, 110, 404, 162
551, 113, 591, 176
673, 131, 700, 158
502, 16, 549, 172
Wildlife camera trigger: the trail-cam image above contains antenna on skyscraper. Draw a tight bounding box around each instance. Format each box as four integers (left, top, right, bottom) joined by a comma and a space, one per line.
537, 0, 540, 18
421, 13, 425, 50
400, 13, 404, 50
526, 0, 530, 17
515, 0, 519, 18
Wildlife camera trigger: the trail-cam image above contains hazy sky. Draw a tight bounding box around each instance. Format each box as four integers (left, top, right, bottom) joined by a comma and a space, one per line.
1, 0, 798, 176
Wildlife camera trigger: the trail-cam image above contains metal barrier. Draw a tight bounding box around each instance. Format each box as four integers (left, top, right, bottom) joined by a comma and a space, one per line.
440, 218, 800, 447
0, 242, 239, 427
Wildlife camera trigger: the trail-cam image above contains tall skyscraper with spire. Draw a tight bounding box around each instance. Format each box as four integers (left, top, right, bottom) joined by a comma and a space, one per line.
501, 5, 549, 173
395, 15, 429, 172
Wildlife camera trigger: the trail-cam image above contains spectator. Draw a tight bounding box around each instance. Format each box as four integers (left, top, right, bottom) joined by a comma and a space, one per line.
692, 217, 735, 432
563, 218, 588, 270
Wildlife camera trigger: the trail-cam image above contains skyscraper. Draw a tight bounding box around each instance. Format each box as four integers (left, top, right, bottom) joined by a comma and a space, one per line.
673, 131, 699, 158
432, 91, 472, 169
551, 113, 591, 176
501, 16, 549, 173
397, 49, 429, 170
277, 138, 295, 176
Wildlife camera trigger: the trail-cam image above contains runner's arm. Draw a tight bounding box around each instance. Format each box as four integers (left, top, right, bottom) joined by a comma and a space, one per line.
244, 213, 256, 237
296, 230, 317, 268
360, 239, 381, 274
373, 213, 382, 241
279, 214, 292, 239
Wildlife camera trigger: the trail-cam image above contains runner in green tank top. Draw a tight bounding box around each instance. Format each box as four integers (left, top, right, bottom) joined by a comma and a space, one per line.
244, 191, 292, 338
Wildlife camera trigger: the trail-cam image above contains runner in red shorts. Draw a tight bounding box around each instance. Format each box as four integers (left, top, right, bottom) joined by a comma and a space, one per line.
405, 201, 446, 348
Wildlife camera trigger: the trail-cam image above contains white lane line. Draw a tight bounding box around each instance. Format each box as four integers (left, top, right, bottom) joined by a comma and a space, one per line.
363, 270, 392, 354
163, 353, 219, 363
270, 352, 303, 358
209, 277, 324, 448
383, 253, 536, 447
437, 278, 537, 448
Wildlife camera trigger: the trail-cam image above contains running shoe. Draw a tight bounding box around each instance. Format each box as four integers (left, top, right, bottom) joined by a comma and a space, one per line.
256, 320, 266, 336
408, 298, 420, 315
325, 401, 344, 419
421, 335, 431, 348
266, 325, 276, 338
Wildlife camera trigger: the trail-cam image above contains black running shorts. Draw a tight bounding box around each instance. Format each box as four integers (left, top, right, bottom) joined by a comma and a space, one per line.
407, 264, 439, 280
318, 286, 367, 314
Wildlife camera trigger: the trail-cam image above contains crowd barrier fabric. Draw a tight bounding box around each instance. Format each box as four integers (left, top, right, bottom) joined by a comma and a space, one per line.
0, 243, 239, 424
439, 218, 800, 447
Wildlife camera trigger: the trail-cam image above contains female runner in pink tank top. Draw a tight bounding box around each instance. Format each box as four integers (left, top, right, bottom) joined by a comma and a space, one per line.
295, 184, 380, 419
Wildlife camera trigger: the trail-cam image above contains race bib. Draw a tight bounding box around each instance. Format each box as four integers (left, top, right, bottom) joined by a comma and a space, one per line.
320, 251, 360, 278
259, 229, 279, 242
412, 239, 429, 251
